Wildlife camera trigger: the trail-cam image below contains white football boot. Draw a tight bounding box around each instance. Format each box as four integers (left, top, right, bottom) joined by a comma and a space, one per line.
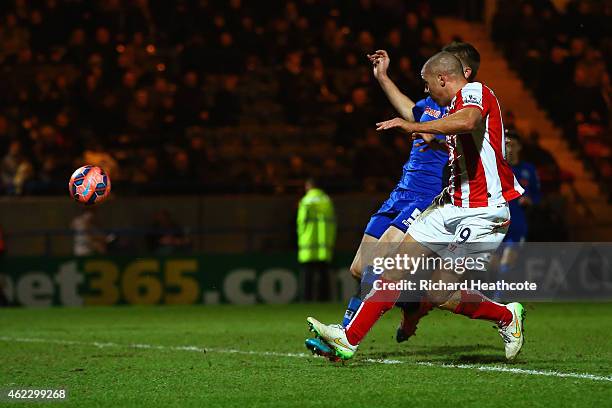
306, 317, 358, 360
498, 302, 526, 360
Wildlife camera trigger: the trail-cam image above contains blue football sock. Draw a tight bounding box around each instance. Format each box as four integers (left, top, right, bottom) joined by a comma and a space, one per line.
342, 296, 362, 327
341, 266, 377, 327
494, 263, 511, 300
361, 265, 377, 286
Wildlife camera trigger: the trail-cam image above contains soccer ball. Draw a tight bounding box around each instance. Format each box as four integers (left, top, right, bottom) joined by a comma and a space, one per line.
68, 165, 111, 205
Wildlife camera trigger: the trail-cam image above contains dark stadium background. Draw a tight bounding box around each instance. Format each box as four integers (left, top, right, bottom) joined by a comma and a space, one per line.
0, 0, 610, 306
1, 2, 611, 407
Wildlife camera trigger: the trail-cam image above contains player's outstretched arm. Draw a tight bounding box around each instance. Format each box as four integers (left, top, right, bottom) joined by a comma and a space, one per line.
376, 107, 482, 135
367, 50, 416, 122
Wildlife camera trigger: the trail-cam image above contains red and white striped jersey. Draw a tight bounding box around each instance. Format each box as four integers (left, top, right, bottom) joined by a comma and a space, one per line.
447, 82, 524, 208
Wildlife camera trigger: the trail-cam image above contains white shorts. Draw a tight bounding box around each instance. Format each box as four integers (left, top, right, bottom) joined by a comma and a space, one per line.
407, 202, 510, 268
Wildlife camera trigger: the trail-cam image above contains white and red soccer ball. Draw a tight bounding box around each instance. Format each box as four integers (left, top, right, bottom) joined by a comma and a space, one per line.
68, 165, 111, 205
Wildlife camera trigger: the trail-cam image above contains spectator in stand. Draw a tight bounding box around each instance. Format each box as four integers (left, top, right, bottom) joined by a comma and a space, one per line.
174, 71, 206, 129
319, 157, 351, 189
278, 51, 309, 125
393, 55, 425, 101
520, 130, 573, 195
401, 12, 421, 52
1, 141, 33, 195
287, 154, 309, 188
571, 50, 610, 123
251, 160, 284, 194
82, 141, 119, 181
335, 87, 376, 151
384, 29, 404, 61
209, 75, 241, 126
352, 129, 394, 192
126, 88, 155, 137
186, 130, 217, 182
132, 153, 160, 184
65, 27, 89, 66
0, 116, 15, 144
212, 32, 243, 74
0, 13, 29, 61
167, 149, 194, 180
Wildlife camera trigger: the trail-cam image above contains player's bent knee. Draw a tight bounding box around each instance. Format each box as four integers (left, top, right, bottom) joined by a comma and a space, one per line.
349, 261, 363, 280
378, 226, 405, 244
351, 234, 379, 280
382, 268, 405, 282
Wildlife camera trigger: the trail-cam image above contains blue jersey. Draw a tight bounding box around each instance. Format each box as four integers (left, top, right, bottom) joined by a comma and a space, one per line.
396, 97, 448, 195
505, 161, 541, 242
364, 97, 448, 239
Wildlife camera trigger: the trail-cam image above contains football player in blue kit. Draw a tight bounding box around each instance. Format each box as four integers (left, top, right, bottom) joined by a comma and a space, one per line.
503, 130, 541, 244
306, 42, 481, 358
494, 129, 541, 300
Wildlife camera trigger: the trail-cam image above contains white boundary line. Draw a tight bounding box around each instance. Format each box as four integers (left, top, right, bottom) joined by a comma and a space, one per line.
1, 336, 611, 383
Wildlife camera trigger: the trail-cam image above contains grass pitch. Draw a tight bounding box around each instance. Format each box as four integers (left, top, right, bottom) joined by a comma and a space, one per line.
1, 303, 611, 407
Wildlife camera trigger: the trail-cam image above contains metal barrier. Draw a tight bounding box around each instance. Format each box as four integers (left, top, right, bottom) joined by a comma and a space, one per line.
4, 226, 364, 257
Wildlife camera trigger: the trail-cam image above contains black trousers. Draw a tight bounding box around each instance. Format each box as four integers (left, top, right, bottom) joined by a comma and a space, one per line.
0, 255, 7, 306
0, 282, 7, 306
301, 261, 331, 302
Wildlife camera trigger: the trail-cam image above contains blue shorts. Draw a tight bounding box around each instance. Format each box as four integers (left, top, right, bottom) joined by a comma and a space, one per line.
503, 221, 527, 243
364, 188, 435, 239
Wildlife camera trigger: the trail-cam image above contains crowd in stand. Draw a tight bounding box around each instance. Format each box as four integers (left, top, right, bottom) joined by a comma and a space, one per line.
1, 0, 595, 200
0, 0, 446, 195
493, 0, 611, 200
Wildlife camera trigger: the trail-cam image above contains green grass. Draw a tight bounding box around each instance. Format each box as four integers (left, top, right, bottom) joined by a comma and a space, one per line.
1, 303, 611, 407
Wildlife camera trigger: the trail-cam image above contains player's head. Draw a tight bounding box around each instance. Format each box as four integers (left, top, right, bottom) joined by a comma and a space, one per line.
505, 129, 522, 164
421, 51, 466, 106
305, 177, 317, 191
81, 208, 96, 222
442, 41, 480, 81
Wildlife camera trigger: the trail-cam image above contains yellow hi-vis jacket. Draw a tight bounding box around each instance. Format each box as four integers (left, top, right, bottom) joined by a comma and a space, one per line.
297, 188, 336, 263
